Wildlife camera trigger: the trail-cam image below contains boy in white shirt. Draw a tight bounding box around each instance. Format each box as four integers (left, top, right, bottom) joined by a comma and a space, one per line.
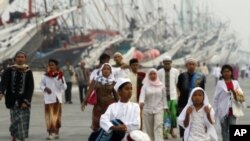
89, 78, 140, 141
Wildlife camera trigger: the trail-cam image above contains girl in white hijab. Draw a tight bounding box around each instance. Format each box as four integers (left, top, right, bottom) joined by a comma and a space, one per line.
139, 68, 168, 141
178, 87, 218, 141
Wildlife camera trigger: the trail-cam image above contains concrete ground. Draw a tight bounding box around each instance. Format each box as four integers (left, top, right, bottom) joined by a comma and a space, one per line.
0, 74, 250, 141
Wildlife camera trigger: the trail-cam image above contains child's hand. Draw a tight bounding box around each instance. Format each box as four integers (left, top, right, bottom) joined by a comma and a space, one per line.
204, 106, 211, 114
112, 124, 127, 132
186, 106, 193, 115
44, 87, 52, 94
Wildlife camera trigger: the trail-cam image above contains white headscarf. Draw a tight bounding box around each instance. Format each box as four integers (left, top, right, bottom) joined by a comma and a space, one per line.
95, 63, 115, 85
142, 68, 163, 87
177, 87, 218, 141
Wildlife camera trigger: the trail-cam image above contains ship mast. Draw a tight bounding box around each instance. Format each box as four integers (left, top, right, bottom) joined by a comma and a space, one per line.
43, 0, 48, 14
28, 0, 32, 16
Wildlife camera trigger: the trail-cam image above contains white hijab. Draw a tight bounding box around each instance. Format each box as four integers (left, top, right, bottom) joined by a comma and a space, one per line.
94, 63, 115, 85
177, 87, 218, 141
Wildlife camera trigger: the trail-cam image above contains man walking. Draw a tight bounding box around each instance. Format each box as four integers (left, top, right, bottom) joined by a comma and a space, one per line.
158, 56, 179, 139
75, 60, 90, 103
62, 60, 74, 104
0, 51, 34, 141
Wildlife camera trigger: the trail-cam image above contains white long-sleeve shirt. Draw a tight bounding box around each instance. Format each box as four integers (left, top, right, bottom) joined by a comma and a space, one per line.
40, 75, 67, 104
158, 68, 179, 100
139, 85, 168, 114
112, 67, 130, 81
100, 101, 141, 133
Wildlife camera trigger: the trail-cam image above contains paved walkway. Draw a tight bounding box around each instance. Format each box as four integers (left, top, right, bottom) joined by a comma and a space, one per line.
0, 75, 250, 141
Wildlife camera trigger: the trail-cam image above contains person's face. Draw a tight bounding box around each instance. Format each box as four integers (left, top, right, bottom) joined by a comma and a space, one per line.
130, 63, 139, 73
149, 71, 157, 81
119, 83, 132, 102
102, 64, 111, 77
15, 53, 26, 65
66, 61, 70, 66
80, 62, 85, 68
222, 68, 232, 79
163, 60, 172, 71
114, 55, 122, 64
191, 90, 204, 106
186, 62, 196, 73
48, 62, 57, 71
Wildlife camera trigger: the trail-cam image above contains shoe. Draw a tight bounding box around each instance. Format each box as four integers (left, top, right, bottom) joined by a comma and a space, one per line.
54, 134, 59, 139
69, 101, 73, 104
171, 133, 177, 138
46, 135, 55, 140
171, 128, 177, 138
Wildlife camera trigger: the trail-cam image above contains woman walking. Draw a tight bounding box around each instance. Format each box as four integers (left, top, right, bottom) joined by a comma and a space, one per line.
139, 68, 168, 141
82, 63, 118, 132
214, 64, 245, 141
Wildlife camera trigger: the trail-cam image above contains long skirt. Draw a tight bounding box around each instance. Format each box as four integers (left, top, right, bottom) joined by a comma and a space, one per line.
92, 100, 115, 131
45, 101, 62, 134
163, 100, 177, 138
10, 106, 30, 140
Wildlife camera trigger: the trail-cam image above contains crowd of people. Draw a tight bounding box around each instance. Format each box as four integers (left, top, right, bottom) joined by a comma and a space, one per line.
0, 51, 246, 141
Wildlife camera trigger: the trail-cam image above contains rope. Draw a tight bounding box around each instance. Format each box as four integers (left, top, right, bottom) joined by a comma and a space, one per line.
92, 0, 108, 29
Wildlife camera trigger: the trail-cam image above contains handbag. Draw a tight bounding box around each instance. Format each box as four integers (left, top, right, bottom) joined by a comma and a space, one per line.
87, 81, 97, 105
87, 90, 97, 105
163, 111, 171, 139
231, 91, 244, 117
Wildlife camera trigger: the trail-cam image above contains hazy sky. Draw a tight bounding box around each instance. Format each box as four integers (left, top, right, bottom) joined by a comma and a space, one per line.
211, 0, 250, 50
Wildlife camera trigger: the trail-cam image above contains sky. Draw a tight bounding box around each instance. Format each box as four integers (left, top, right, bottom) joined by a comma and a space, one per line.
211, 0, 250, 50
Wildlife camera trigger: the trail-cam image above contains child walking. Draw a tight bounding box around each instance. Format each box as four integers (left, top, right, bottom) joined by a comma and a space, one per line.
89, 78, 141, 141
40, 59, 67, 140
178, 87, 218, 141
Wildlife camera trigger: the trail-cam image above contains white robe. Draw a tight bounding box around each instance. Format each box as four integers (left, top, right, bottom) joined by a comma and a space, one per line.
128, 71, 138, 103
158, 68, 179, 100
113, 67, 130, 81
178, 87, 218, 141
100, 101, 141, 133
